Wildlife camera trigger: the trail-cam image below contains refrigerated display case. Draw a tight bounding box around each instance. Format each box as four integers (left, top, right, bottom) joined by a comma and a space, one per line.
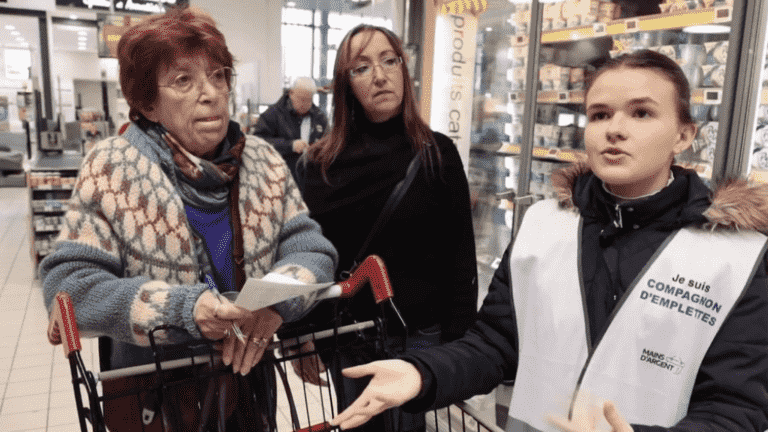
464, 0, 758, 288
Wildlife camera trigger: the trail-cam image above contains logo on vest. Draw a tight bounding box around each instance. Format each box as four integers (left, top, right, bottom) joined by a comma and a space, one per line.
640, 348, 684, 374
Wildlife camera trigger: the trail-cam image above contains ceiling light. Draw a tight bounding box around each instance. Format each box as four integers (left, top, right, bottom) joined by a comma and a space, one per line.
286, 1, 296, 6
11, 31, 20, 36
78, 46, 87, 50
78, 31, 87, 36
70, 14, 78, 20
682, 24, 730, 34
78, 36, 87, 41
485, 27, 492, 31
15, 37, 24, 42
5, 25, 15, 30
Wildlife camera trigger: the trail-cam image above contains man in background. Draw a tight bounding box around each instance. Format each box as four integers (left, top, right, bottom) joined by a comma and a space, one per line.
253, 76, 328, 180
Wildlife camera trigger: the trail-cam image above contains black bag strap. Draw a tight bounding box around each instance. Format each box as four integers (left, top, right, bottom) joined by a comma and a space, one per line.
345, 153, 421, 277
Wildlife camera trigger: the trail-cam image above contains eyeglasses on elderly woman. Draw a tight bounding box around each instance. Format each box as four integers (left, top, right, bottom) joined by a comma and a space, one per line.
158, 66, 236, 95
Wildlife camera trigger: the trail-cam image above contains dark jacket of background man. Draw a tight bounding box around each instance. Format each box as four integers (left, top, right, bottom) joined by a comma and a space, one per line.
253, 91, 328, 179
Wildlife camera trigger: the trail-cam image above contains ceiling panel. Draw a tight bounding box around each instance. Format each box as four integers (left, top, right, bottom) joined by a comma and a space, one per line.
52, 23, 98, 53
0, 15, 40, 50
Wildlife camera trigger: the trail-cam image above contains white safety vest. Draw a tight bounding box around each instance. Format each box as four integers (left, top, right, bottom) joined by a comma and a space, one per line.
506, 199, 767, 432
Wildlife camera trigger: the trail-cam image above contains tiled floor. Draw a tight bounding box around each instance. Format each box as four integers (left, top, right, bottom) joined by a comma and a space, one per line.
0, 186, 337, 431
0, 186, 93, 431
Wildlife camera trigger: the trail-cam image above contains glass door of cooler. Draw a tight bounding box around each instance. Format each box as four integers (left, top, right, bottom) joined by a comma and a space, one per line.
733, 1, 768, 184
468, 0, 533, 292
518, 0, 739, 209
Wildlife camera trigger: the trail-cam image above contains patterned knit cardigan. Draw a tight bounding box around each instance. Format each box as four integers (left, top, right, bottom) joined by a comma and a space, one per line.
40, 127, 338, 347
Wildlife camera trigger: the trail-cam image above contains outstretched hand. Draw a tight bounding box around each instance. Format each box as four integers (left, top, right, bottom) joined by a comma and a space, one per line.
547, 399, 633, 432
330, 360, 423, 430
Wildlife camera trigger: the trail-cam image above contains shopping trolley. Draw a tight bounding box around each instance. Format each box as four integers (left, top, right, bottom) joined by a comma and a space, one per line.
47, 255, 408, 432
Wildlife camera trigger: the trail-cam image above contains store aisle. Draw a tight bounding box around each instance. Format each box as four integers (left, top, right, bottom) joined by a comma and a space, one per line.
0, 186, 337, 432
0, 186, 90, 431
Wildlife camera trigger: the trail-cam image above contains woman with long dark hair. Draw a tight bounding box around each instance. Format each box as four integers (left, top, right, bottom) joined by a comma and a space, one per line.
297, 24, 479, 432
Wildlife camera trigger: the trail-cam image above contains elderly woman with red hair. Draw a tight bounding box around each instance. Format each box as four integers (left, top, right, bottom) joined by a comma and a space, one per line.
40, 6, 337, 431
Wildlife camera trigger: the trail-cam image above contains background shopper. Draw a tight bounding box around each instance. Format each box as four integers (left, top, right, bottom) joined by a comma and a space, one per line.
253, 76, 329, 180
296, 24, 479, 432
330, 50, 768, 432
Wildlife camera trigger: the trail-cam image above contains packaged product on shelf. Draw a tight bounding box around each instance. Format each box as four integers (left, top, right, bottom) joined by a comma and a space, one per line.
542, 2, 563, 31
756, 105, 768, 127
559, 124, 578, 148
634, 32, 658, 49
701, 64, 726, 88
690, 104, 710, 122
755, 125, 768, 151
751, 147, 768, 171
537, 104, 558, 124
690, 136, 708, 155
657, 45, 676, 60
660, 0, 700, 13
699, 121, 719, 148
597, 1, 621, 22
561, 0, 581, 27
533, 123, 546, 147
704, 41, 728, 65
613, 33, 635, 52
679, 44, 707, 66
542, 124, 561, 148
569, 68, 585, 90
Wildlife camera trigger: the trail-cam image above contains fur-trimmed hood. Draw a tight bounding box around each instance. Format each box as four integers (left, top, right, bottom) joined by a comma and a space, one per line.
551, 161, 768, 234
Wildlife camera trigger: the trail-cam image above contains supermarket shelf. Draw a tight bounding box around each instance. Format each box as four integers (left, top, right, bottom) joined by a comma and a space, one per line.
541, 6, 732, 44
538, 90, 585, 104
498, 144, 586, 163
34, 226, 63, 234
31, 200, 69, 212
512, 88, 719, 105
30, 184, 74, 191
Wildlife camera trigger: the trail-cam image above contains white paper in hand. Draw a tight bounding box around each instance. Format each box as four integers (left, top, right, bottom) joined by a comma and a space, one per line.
234, 274, 339, 311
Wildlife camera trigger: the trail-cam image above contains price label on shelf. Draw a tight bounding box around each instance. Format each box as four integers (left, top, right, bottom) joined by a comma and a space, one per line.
624, 19, 639, 33
704, 90, 722, 105
509, 92, 525, 103
713, 7, 731, 24
592, 23, 607, 37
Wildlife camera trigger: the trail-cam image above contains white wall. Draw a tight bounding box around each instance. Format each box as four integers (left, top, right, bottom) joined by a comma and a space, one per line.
51, 50, 119, 122
193, 0, 284, 106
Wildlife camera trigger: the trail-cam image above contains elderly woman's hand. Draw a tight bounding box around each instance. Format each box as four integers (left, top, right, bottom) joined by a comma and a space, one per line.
194, 290, 250, 340
222, 306, 284, 375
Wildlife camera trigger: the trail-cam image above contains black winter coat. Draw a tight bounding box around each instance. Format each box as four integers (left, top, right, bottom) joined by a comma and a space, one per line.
252, 93, 328, 178
402, 163, 768, 432
296, 115, 478, 342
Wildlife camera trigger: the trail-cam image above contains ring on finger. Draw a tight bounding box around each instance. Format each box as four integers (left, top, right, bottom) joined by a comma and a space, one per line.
251, 337, 268, 347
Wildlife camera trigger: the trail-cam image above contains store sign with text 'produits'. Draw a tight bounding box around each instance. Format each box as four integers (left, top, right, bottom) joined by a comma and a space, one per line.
430, 13, 477, 170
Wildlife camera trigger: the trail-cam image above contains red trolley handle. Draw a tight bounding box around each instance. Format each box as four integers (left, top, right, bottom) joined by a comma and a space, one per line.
335, 255, 394, 303
47, 291, 82, 357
